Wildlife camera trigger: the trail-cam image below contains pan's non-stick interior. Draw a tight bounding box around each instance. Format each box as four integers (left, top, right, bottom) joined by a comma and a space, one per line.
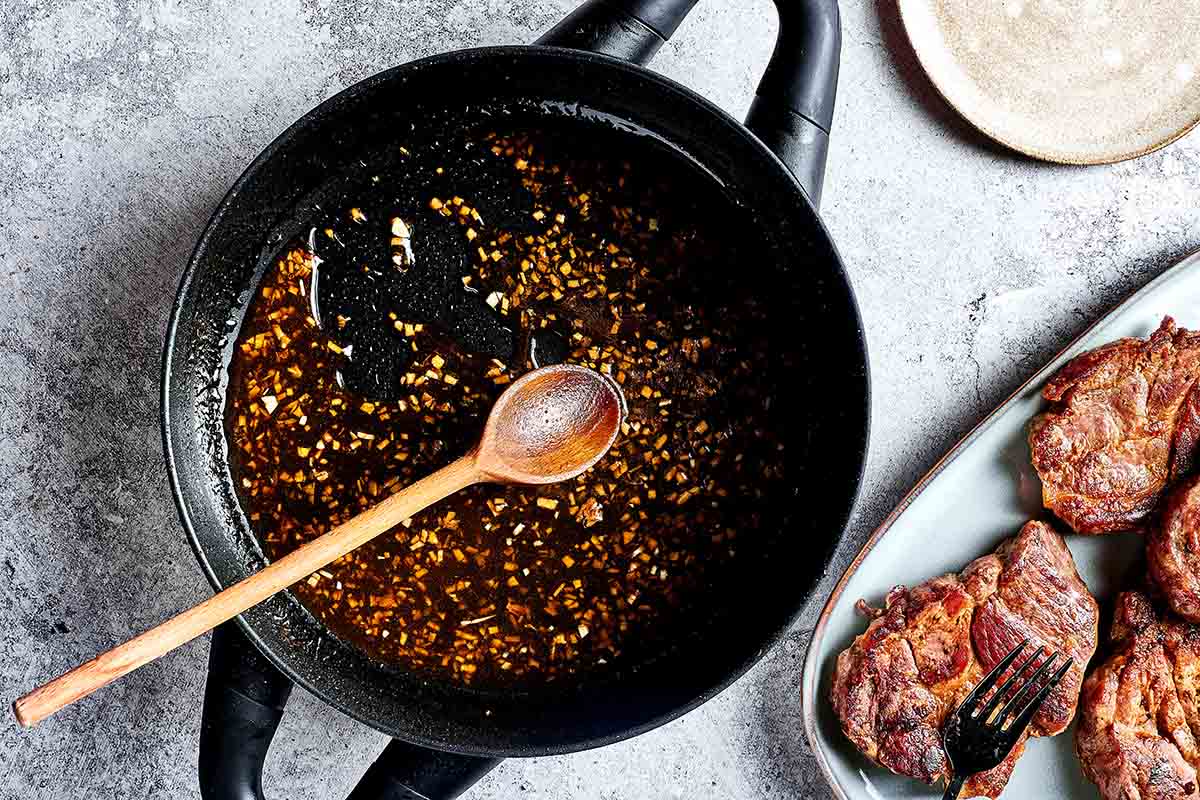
233, 108, 799, 685
164, 46, 867, 755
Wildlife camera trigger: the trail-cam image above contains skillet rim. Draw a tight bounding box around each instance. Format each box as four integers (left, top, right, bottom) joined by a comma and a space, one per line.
162, 42, 872, 755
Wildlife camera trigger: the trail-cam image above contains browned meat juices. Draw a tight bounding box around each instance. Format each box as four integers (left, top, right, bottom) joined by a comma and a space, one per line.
830, 521, 1098, 799
226, 126, 788, 687
1029, 316, 1200, 534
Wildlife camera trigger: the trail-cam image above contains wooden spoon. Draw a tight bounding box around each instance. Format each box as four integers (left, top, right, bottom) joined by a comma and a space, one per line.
14, 363, 623, 727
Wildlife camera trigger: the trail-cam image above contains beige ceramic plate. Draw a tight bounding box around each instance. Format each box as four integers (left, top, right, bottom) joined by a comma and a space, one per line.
897, 0, 1200, 164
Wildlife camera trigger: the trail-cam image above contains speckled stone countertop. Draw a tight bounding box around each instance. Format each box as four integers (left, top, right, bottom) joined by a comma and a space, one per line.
2, 1, 1198, 798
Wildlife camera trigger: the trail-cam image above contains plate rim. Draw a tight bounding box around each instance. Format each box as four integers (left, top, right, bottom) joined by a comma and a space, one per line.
895, 0, 1200, 166
801, 245, 1200, 799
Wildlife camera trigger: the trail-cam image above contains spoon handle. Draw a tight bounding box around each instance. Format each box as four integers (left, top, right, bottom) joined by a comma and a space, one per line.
14, 455, 481, 728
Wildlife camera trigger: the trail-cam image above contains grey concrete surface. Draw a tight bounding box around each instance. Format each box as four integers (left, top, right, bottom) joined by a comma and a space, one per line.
1, 1, 1198, 798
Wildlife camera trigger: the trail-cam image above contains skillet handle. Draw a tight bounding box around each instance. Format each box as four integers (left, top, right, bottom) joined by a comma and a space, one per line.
537, 0, 701, 65
346, 741, 501, 800
744, 0, 841, 208
199, 622, 293, 800
198, 622, 499, 800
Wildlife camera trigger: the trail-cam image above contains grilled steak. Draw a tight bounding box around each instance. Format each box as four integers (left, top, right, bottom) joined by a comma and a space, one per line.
831, 521, 1098, 799
1076, 591, 1200, 800
1029, 316, 1200, 534
1149, 476, 1200, 622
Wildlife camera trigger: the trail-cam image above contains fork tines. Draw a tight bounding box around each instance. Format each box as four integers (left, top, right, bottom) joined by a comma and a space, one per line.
941, 640, 1075, 800
965, 640, 1073, 733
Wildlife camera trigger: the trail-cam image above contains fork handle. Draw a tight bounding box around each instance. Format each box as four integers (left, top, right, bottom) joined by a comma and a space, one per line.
942, 775, 966, 800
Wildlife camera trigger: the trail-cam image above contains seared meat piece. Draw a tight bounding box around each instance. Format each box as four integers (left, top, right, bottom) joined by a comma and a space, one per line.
1029, 317, 1200, 534
1149, 476, 1200, 622
1076, 591, 1200, 800
831, 521, 1098, 799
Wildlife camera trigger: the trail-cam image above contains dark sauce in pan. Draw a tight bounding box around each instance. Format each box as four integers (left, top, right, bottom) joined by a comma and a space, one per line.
225, 118, 788, 688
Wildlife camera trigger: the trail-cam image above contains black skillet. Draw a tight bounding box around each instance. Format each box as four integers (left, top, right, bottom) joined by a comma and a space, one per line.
163, 1, 869, 797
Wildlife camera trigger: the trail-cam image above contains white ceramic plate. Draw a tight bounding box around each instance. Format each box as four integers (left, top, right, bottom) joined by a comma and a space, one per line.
802, 248, 1200, 799
897, 0, 1200, 164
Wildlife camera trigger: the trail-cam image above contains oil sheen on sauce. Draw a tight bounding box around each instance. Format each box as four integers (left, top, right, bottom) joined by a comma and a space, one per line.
226, 119, 788, 688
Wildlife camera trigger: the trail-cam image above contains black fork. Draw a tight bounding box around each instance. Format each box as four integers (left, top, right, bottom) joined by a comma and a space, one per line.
940, 640, 1074, 800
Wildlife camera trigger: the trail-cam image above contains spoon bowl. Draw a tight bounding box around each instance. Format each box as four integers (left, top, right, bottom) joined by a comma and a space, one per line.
477, 363, 625, 484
